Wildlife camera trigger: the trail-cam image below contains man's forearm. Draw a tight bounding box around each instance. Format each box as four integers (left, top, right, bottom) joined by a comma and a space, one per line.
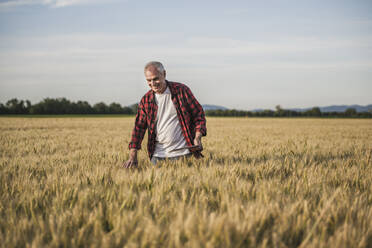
129, 149, 138, 160
195, 131, 203, 140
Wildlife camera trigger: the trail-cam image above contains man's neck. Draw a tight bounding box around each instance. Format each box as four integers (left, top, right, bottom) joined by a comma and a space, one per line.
155, 82, 168, 94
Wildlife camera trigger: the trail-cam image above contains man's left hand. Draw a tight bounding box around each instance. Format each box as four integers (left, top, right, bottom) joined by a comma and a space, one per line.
193, 131, 203, 152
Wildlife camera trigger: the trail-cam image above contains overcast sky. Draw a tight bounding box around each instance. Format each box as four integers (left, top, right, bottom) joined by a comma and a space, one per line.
0, 0, 371, 110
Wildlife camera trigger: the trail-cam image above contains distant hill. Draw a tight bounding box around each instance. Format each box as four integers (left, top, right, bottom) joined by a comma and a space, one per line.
250, 104, 372, 113
202, 104, 229, 111
205, 104, 372, 113
289, 104, 372, 113
251, 108, 265, 113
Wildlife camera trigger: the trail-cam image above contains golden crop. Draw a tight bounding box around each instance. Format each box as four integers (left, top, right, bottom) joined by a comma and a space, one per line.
0, 117, 371, 248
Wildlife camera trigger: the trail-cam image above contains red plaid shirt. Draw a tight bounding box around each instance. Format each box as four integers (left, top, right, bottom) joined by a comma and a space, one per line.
129, 81, 207, 159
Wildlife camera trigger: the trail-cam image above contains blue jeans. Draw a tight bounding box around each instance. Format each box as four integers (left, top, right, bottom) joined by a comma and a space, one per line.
150, 153, 192, 165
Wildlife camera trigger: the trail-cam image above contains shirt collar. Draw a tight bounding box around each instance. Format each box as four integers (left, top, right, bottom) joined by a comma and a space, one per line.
150, 80, 172, 103
166, 80, 176, 96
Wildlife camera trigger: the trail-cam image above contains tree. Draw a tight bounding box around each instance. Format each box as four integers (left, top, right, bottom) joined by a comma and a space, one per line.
93, 102, 109, 114
75, 101, 94, 114
25, 100, 31, 114
0, 103, 8, 114
304, 107, 321, 117
6, 98, 28, 114
275, 105, 285, 117
122, 106, 133, 115
130, 103, 139, 114
263, 109, 274, 117
310, 107, 321, 117
345, 108, 357, 117
109, 103, 123, 114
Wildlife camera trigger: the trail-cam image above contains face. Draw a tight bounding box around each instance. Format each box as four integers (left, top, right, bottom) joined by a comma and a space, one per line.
145, 66, 167, 94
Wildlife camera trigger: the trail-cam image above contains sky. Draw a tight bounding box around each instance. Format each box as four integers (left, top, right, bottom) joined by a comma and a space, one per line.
0, 0, 371, 110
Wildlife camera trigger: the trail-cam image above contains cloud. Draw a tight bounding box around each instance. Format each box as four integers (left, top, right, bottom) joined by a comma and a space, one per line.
0, 0, 42, 8
1, 33, 371, 67
0, 0, 118, 9
1, 33, 371, 85
0, 33, 371, 108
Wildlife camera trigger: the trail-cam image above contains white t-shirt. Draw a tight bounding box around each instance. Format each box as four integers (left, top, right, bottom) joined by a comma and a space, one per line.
153, 86, 190, 158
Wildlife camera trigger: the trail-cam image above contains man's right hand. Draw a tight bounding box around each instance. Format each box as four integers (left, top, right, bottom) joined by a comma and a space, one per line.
122, 149, 138, 169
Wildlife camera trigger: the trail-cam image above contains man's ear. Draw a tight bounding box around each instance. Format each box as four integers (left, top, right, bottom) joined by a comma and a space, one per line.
163, 70, 166, 78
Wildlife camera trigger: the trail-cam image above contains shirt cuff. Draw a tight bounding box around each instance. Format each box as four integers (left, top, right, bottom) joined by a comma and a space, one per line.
129, 142, 141, 150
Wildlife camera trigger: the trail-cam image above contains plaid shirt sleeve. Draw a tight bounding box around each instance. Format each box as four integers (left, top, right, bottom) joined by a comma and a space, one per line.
128, 97, 148, 150
183, 85, 207, 136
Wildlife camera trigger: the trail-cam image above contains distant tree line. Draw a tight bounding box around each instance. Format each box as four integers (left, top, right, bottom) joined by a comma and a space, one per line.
0, 98, 137, 115
1, 99, 371, 118
205, 105, 372, 118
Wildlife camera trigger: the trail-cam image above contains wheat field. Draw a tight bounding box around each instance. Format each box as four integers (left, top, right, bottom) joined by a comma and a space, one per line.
0, 117, 371, 248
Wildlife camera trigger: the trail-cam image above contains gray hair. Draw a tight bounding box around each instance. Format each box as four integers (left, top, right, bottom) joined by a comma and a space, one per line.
144, 61, 165, 73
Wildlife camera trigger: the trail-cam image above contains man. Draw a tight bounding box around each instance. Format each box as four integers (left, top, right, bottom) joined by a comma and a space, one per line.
123, 61, 206, 167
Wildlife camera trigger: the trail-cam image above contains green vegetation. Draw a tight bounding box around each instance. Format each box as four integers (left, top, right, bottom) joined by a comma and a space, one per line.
0, 98, 137, 115
0, 117, 371, 247
1, 98, 371, 118
205, 105, 372, 118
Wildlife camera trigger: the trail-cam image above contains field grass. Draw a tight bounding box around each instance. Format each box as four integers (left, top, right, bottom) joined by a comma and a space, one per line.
0, 117, 371, 248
